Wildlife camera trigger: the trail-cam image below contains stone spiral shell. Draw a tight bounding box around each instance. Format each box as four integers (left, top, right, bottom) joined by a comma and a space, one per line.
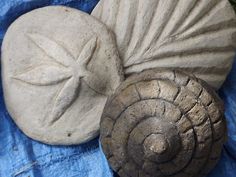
100, 69, 226, 177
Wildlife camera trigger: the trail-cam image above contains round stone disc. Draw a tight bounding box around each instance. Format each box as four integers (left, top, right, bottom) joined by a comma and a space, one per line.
1, 6, 123, 145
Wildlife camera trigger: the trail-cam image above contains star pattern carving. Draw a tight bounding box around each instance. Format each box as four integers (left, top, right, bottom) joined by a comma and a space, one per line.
14, 33, 99, 125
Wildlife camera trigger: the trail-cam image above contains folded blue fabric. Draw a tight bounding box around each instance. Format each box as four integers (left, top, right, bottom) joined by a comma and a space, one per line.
209, 59, 236, 177
0, 0, 236, 177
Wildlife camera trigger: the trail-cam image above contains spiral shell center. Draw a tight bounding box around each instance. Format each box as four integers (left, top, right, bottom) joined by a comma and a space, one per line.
144, 134, 168, 155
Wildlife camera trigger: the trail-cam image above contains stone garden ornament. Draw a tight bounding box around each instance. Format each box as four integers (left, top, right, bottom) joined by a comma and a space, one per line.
1, 1, 236, 176
100, 69, 226, 177
92, 0, 236, 177
1, 6, 123, 145
92, 0, 236, 89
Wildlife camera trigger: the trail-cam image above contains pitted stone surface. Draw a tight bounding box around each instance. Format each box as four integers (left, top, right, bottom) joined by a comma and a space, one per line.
1, 6, 123, 145
100, 69, 227, 177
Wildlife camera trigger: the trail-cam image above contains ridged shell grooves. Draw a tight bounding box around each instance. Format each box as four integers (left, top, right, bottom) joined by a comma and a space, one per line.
92, 0, 236, 89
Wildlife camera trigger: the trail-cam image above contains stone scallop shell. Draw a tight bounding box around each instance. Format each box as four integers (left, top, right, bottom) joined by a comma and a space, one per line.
100, 69, 227, 177
92, 0, 236, 89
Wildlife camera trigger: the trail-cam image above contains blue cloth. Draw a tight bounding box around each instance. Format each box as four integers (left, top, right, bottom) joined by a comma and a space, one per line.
208, 59, 236, 177
0, 0, 236, 177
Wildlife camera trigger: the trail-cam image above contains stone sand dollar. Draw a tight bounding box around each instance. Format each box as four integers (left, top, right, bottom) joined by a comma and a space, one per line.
1, 6, 123, 145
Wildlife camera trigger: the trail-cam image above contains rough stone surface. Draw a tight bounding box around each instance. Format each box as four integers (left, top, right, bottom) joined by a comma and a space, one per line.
100, 69, 227, 177
1, 6, 123, 145
92, 0, 236, 89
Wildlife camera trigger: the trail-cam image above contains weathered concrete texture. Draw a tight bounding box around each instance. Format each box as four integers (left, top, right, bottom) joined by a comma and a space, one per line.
1, 6, 123, 145
92, 0, 236, 89
100, 69, 227, 177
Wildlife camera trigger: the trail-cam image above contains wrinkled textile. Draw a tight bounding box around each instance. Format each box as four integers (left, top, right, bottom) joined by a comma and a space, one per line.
0, 0, 236, 177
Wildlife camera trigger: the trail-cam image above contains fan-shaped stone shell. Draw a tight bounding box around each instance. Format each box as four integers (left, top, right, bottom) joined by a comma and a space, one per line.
100, 69, 227, 177
92, 0, 236, 89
